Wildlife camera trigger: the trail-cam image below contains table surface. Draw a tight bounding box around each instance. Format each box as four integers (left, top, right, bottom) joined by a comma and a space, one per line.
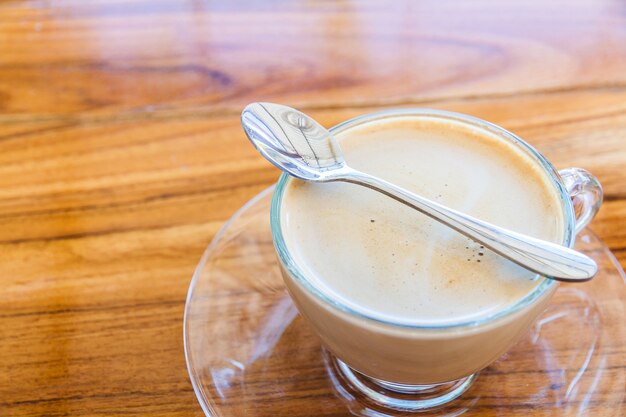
0, 1, 625, 416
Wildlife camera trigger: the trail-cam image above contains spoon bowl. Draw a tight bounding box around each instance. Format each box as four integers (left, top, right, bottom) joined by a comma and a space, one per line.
242, 102, 345, 181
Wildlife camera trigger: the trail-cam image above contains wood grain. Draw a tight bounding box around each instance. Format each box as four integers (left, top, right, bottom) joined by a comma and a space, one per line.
0, 0, 624, 416
2, 0, 626, 119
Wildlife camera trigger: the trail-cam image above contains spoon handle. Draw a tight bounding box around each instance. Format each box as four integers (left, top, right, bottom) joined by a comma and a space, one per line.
339, 168, 597, 282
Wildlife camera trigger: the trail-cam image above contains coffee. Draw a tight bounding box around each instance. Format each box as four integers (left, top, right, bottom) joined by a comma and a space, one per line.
280, 115, 564, 325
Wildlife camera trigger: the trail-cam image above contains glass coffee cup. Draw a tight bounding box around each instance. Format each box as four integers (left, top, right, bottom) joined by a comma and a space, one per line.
270, 109, 602, 411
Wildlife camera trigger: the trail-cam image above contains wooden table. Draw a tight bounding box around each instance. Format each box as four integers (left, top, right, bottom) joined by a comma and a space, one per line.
0, 1, 624, 415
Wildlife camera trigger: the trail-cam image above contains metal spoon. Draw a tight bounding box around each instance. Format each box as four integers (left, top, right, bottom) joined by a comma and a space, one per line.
241, 102, 597, 282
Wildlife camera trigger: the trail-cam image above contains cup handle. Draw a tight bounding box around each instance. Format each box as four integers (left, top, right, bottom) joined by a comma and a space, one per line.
559, 168, 603, 234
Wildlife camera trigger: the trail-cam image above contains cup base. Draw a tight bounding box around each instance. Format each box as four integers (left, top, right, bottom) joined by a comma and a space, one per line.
324, 350, 476, 412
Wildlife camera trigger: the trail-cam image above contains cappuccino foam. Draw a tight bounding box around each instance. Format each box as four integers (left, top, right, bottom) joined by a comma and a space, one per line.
280, 114, 564, 325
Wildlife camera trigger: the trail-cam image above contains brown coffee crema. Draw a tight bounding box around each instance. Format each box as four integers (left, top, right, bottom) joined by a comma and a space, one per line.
281, 115, 564, 325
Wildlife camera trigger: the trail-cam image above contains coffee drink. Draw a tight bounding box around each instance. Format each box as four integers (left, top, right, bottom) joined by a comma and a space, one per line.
273, 111, 568, 384
281, 115, 564, 324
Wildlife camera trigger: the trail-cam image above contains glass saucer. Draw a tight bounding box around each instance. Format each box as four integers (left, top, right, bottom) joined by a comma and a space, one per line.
184, 186, 626, 416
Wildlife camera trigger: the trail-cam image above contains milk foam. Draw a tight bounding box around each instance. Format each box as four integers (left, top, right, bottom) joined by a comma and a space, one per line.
280, 115, 564, 324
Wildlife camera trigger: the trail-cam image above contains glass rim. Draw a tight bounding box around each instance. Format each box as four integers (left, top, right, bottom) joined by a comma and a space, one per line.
270, 108, 577, 330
